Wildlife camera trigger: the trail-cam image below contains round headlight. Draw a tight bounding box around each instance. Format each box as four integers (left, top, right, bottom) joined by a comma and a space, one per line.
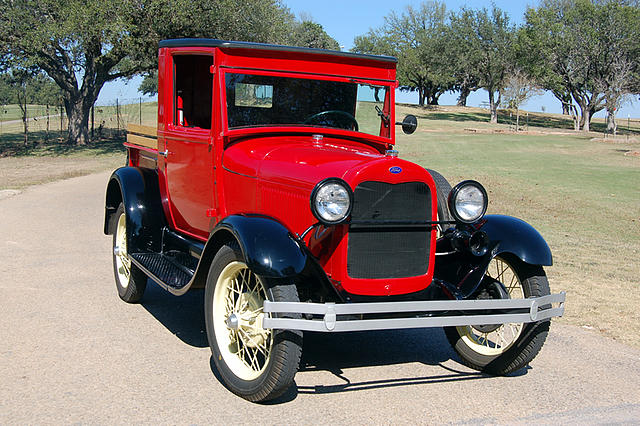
310, 178, 353, 225
448, 180, 488, 223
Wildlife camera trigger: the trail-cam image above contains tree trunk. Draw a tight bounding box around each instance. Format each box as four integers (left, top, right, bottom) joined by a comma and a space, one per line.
418, 87, 425, 107
22, 108, 28, 145
488, 91, 498, 124
562, 103, 570, 115
427, 93, 440, 106
569, 104, 580, 131
516, 107, 520, 132
64, 95, 92, 145
18, 92, 29, 146
457, 87, 470, 107
46, 103, 50, 142
581, 107, 591, 132
606, 108, 617, 136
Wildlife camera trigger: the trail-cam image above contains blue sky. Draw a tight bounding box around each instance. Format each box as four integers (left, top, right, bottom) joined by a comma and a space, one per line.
97, 0, 639, 118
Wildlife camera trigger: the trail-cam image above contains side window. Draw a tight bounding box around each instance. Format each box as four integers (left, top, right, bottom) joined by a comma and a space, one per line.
173, 55, 213, 129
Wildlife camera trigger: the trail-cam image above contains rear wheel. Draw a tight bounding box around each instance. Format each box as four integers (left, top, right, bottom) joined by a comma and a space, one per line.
205, 244, 302, 402
111, 203, 147, 303
444, 255, 551, 375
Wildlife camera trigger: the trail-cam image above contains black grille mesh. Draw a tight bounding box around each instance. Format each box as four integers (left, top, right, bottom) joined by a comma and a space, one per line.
347, 181, 431, 279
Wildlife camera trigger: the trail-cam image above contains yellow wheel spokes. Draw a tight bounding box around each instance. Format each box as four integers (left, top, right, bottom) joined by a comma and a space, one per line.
213, 261, 272, 381
115, 213, 131, 286
457, 256, 525, 356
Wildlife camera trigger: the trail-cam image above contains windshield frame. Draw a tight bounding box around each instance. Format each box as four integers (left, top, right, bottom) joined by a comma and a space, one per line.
220, 67, 395, 144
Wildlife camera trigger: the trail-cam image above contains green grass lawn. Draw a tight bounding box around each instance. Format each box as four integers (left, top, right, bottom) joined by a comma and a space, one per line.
397, 104, 640, 347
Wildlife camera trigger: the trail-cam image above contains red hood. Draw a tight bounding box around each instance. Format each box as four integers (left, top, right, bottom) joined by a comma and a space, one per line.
223, 135, 430, 189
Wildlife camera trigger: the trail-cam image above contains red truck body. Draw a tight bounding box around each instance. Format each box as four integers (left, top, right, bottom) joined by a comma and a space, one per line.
106, 39, 564, 402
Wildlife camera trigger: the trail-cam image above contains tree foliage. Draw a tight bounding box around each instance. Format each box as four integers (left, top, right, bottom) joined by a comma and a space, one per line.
449, 7, 515, 123
138, 16, 338, 96
0, 0, 297, 144
521, 0, 640, 131
289, 21, 340, 50
353, 1, 453, 106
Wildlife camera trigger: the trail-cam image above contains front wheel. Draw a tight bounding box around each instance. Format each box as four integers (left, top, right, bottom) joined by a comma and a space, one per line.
444, 255, 551, 375
204, 244, 302, 402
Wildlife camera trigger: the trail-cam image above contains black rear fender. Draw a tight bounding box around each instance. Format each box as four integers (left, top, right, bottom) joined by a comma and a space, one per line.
103, 167, 164, 253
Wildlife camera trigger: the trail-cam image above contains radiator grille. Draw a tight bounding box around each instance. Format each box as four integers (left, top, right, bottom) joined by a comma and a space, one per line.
347, 181, 431, 279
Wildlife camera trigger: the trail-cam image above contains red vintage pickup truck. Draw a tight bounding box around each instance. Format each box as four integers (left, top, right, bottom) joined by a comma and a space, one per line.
104, 39, 565, 402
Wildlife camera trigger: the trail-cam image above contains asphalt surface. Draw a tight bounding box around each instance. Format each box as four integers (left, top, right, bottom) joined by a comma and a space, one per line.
1, 171, 639, 424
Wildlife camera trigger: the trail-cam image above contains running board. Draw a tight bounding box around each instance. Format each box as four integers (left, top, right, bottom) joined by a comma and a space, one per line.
129, 252, 196, 292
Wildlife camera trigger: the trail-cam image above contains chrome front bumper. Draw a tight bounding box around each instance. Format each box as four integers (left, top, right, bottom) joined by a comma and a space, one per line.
262, 292, 566, 332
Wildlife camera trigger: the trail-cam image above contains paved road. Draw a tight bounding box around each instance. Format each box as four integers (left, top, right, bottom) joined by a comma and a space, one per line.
1, 172, 639, 424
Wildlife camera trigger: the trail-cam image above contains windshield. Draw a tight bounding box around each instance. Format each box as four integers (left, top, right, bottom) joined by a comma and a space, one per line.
225, 72, 390, 138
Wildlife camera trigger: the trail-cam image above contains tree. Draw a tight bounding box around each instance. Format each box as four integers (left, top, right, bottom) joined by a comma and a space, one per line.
289, 21, 340, 50
352, 1, 453, 106
522, 0, 640, 132
0, 69, 62, 144
0, 0, 296, 145
502, 68, 542, 131
444, 12, 481, 107
138, 16, 338, 96
449, 7, 515, 124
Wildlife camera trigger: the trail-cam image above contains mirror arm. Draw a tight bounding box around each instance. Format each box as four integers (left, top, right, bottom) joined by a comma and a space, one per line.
375, 105, 390, 128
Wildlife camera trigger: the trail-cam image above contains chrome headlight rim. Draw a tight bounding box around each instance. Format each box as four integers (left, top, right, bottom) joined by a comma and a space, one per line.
310, 177, 353, 225
448, 180, 488, 224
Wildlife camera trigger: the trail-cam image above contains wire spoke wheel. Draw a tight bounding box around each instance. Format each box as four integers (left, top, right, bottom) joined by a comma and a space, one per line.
205, 243, 302, 402
213, 261, 272, 381
456, 257, 524, 356
110, 203, 146, 303
114, 212, 131, 286
444, 254, 551, 375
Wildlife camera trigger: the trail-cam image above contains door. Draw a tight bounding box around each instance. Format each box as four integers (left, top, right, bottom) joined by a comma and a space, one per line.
162, 54, 215, 239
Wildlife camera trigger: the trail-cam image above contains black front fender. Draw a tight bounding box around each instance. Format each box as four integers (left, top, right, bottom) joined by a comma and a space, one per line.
104, 167, 164, 253
211, 215, 308, 278
434, 214, 552, 298
480, 214, 552, 266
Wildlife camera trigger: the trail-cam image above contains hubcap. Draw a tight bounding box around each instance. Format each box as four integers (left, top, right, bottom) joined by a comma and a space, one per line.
212, 261, 272, 381
114, 213, 131, 287
456, 256, 525, 356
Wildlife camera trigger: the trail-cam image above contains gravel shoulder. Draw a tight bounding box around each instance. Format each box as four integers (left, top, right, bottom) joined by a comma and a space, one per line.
1, 172, 638, 424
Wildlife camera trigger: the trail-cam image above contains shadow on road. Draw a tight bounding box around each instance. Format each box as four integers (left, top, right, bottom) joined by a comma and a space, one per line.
141, 283, 208, 348
301, 328, 452, 370
291, 329, 489, 397
140, 282, 530, 403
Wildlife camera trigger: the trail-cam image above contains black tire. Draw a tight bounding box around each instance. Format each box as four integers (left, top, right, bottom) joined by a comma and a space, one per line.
111, 203, 147, 303
444, 255, 551, 375
426, 169, 453, 235
204, 243, 302, 402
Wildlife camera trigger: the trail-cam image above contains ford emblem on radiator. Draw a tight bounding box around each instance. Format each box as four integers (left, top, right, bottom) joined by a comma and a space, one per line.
389, 166, 402, 174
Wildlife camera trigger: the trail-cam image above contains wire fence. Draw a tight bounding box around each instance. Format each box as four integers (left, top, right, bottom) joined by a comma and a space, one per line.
1, 97, 638, 144
0, 98, 157, 143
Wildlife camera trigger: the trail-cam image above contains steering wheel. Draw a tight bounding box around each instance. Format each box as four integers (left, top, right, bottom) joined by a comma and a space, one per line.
303, 110, 359, 132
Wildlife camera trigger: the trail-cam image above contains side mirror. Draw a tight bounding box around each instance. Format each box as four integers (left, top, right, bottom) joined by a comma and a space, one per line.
396, 114, 417, 134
